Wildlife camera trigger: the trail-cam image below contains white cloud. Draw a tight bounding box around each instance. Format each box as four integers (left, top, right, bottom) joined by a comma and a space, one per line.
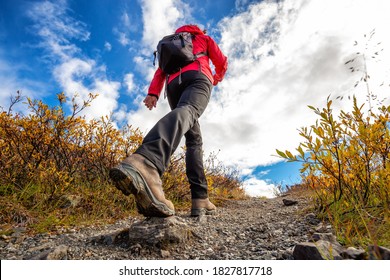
198, 0, 390, 173
104, 41, 112, 51
123, 73, 135, 93
126, 99, 172, 137
116, 30, 131, 46
112, 103, 129, 124
242, 177, 278, 198
0, 50, 46, 110
53, 58, 120, 119
121, 11, 131, 28
53, 58, 93, 98
113, 10, 139, 47
88, 79, 121, 118
26, 0, 90, 61
0, 56, 21, 108
27, 0, 121, 120
139, 0, 193, 50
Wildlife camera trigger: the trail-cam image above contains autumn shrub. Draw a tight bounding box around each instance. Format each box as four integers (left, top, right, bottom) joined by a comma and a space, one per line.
0, 92, 142, 232
0, 92, 244, 232
204, 152, 246, 201
277, 96, 390, 247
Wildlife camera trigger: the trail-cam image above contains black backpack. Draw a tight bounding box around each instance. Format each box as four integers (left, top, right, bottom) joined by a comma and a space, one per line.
153, 32, 207, 74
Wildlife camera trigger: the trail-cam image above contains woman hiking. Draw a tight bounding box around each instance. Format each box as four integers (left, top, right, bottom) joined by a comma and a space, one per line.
110, 24, 228, 217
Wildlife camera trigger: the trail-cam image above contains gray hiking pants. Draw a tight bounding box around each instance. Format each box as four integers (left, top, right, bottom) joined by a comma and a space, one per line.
135, 71, 212, 199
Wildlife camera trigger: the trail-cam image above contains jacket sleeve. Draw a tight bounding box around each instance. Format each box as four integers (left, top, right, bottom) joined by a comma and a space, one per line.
148, 67, 166, 99
207, 37, 228, 84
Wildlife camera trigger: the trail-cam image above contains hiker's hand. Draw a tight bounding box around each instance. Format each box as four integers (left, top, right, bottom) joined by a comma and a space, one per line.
213, 74, 221, 86
143, 95, 157, 110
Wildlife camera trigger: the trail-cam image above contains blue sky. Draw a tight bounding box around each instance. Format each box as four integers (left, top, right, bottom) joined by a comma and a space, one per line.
1, 0, 390, 197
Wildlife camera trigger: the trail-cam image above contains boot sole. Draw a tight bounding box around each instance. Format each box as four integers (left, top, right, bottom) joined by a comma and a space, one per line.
109, 164, 175, 217
191, 208, 217, 217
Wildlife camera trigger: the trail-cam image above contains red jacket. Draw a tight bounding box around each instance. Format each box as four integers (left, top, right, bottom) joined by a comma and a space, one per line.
148, 25, 228, 98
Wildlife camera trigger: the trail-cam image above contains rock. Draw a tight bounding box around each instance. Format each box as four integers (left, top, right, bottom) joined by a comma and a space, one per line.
128, 216, 192, 247
29, 245, 68, 260
368, 245, 390, 260
206, 248, 214, 254
313, 222, 333, 233
311, 232, 337, 243
27, 242, 54, 253
160, 249, 171, 258
129, 244, 142, 256
47, 245, 68, 260
1, 235, 12, 241
293, 242, 323, 260
89, 228, 129, 245
273, 229, 283, 236
11, 227, 27, 237
305, 213, 321, 225
341, 247, 367, 260
293, 240, 343, 260
196, 214, 208, 224
282, 199, 298, 206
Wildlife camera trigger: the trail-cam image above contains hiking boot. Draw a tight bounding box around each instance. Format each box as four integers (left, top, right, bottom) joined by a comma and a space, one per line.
109, 154, 175, 217
191, 198, 217, 216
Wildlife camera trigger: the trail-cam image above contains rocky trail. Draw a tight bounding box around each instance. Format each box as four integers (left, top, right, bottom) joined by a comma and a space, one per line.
1, 192, 388, 260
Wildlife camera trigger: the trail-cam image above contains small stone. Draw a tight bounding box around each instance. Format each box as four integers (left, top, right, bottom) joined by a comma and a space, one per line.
273, 230, 283, 236
311, 232, 337, 243
368, 245, 390, 260
160, 250, 171, 258
85, 250, 92, 257
196, 214, 208, 224
129, 244, 142, 256
293, 240, 343, 260
259, 233, 268, 239
341, 247, 367, 260
1, 235, 11, 241
29, 245, 68, 260
314, 223, 332, 233
305, 213, 321, 225
11, 227, 27, 237
282, 199, 298, 206
205, 247, 213, 253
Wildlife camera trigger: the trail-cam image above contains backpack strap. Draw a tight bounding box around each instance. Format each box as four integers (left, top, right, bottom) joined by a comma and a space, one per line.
195, 51, 208, 58
194, 51, 208, 74
153, 51, 157, 66
192, 33, 208, 62
164, 75, 169, 99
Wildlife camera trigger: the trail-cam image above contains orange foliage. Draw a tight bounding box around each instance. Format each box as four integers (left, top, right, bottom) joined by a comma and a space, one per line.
0, 92, 244, 230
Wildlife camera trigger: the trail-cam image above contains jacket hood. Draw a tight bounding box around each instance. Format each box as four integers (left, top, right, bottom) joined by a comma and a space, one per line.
175, 25, 204, 35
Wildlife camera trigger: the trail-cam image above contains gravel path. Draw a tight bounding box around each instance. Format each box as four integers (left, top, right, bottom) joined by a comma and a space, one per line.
1, 192, 329, 260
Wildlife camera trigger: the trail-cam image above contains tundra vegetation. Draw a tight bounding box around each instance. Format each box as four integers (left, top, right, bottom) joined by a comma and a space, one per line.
277, 31, 389, 247
0, 92, 244, 234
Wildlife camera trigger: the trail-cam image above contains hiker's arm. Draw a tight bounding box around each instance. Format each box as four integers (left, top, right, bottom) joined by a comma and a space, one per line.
208, 38, 228, 86
148, 68, 166, 99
